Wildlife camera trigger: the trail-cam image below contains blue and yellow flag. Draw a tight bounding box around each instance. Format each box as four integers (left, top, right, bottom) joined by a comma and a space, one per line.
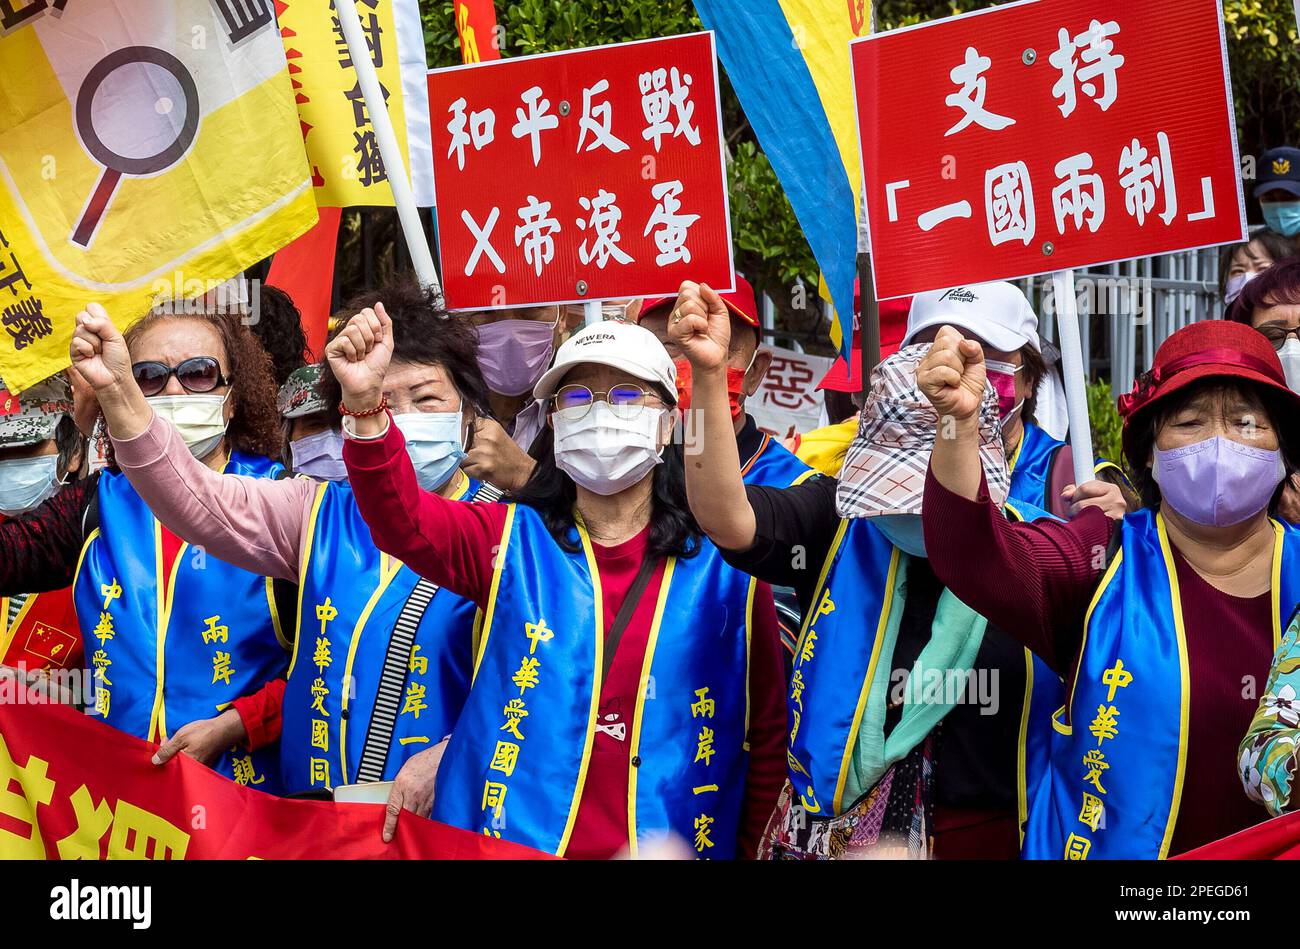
694, 0, 870, 361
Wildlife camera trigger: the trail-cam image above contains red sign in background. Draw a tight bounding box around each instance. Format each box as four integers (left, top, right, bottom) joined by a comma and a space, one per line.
852, 0, 1246, 300
428, 32, 734, 310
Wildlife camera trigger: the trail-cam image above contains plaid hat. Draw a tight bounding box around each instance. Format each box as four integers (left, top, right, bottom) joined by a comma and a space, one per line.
0, 374, 72, 447
835, 344, 1009, 519
277, 364, 329, 419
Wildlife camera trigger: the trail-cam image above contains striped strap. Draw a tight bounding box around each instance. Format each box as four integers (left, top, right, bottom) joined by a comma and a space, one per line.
354, 577, 437, 783
352, 480, 500, 783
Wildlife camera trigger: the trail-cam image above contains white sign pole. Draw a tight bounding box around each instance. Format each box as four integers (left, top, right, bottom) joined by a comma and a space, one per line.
1051, 269, 1096, 486
335, 0, 440, 293
584, 301, 602, 326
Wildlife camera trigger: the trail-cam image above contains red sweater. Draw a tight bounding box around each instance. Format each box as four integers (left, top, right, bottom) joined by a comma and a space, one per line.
341, 416, 787, 859
922, 467, 1274, 855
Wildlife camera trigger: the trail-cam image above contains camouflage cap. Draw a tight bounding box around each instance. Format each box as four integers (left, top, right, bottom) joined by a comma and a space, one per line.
0, 373, 73, 447
278, 364, 329, 419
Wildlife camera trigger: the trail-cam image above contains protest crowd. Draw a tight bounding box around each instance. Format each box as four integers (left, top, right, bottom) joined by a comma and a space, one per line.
6, 0, 1300, 866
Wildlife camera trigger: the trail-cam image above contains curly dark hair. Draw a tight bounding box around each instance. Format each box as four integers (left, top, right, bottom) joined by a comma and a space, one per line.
318, 274, 493, 429
1125, 377, 1300, 511
113, 309, 284, 464
251, 284, 310, 385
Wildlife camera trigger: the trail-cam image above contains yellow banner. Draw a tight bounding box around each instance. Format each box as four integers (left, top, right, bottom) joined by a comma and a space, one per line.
0, 1, 317, 392
277, 0, 434, 208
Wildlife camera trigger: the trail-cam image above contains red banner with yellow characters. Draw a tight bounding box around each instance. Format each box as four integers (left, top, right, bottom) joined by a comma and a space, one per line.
454, 0, 502, 63
0, 700, 551, 860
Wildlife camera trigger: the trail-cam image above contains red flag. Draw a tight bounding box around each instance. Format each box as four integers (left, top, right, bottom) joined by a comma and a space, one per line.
0, 699, 552, 859
454, 0, 501, 63
266, 206, 342, 359
1174, 811, 1300, 860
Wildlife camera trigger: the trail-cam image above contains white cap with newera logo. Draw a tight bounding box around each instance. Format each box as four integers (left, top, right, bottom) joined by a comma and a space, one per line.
903, 281, 1041, 353
533, 319, 678, 402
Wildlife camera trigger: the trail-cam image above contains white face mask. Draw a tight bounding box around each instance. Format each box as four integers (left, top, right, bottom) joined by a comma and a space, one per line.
0, 454, 62, 516
553, 400, 667, 496
148, 393, 230, 460
1279, 338, 1300, 394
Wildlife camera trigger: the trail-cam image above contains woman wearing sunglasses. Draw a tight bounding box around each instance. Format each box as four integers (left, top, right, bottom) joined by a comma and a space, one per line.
0, 302, 289, 789
327, 307, 787, 859
74, 278, 497, 843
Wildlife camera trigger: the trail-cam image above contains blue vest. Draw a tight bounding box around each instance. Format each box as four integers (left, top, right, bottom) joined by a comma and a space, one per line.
433, 504, 753, 858
1022, 509, 1300, 859
790, 498, 1053, 820
280, 476, 482, 795
743, 433, 816, 488
1009, 422, 1129, 515
73, 453, 288, 792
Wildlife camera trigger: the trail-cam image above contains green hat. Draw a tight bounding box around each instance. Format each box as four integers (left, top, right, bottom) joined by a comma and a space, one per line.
277, 364, 328, 419
0, 374, 72, 447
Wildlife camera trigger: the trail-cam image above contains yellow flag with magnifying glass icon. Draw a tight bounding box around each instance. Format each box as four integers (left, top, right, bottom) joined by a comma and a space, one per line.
0, 0, 318, 392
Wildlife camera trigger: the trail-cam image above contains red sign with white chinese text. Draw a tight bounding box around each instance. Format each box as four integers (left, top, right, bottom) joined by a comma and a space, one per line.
428, 32, 734, 310
852, 0, 1246, 300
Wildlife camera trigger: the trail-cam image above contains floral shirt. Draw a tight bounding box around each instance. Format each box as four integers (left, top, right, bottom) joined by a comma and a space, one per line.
1239, 611, 1300, 816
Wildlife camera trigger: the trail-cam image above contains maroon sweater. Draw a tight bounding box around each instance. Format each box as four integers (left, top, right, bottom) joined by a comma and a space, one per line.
922, 467, 1274, 855
343, 417, 787, 859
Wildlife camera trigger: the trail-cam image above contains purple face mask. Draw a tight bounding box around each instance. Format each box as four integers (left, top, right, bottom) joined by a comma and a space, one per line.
1153, 436, 1285, 527
476, 317, 556, 397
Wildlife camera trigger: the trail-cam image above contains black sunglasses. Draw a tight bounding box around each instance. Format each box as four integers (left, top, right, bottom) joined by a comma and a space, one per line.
131, 357, 231, 397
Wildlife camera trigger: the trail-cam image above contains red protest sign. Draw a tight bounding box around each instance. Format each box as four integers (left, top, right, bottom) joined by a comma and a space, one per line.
852, 0, 1246, 300
428, 32, 734, 310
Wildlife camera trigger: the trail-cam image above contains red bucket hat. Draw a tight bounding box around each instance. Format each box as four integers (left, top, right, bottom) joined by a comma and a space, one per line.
1118, 319, 1300, 464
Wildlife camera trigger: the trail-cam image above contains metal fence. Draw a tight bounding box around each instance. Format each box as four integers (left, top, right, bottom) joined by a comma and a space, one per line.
1020, 246, 1225, 394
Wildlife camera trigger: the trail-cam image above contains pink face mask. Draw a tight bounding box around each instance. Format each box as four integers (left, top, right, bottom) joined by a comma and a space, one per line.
476, 316, 557, 397
985, 359, 1022, 420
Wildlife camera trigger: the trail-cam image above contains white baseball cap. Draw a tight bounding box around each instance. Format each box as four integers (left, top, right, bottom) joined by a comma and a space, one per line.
533, 319, 677, 402
903, 281, 1041, 353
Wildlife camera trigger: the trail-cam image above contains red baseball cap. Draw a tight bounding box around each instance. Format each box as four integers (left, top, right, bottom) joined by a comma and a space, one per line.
638, 274, 761, 331
816, 293, 913, 392
1118, 319, 1300, 463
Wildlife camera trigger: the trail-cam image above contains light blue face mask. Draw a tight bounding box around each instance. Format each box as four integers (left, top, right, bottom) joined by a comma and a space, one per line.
290, 429, 348, 482
872, 513, 927, 559
394, 410, 467, 493
1262, 201, 1300, 238
0, 454, 62, 516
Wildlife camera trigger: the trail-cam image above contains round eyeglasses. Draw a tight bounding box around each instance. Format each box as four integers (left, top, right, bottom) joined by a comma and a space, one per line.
552, 384, 666, 421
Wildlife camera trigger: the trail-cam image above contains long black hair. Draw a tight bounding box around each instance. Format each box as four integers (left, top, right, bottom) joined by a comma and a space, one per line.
507, 409, 702, 560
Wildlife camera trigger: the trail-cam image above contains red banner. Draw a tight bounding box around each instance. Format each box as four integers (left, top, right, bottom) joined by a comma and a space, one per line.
1175, 811, 1300, 860
454, 0, 501, 64
852, 0, 1246, 300
427, 32, 734, 310
0, 701, 550, 860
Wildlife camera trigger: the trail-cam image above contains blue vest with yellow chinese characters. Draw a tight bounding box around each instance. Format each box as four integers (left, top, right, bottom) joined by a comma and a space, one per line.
73, 453, 288, 792
790, 498, 1053, 820
1022, 509, 1300, 859
281, 477, 481, 795
786, 517, 896, 818
432, 504, 753, 858
743, 433, 816, 488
